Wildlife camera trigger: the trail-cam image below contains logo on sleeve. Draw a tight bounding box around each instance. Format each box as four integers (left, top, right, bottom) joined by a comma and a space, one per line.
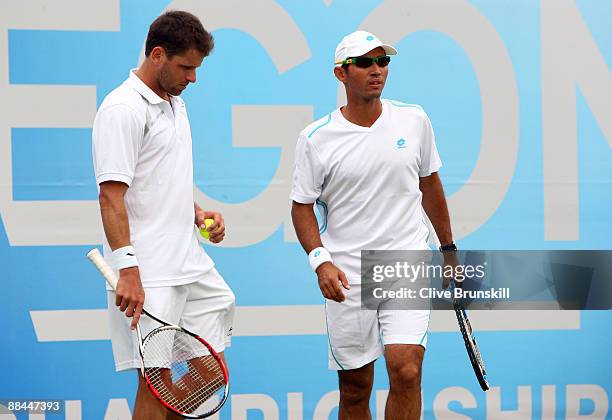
395, 138, 406, 150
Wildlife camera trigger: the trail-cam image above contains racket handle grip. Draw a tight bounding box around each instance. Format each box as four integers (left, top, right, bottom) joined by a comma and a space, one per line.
86, 248, 119, 290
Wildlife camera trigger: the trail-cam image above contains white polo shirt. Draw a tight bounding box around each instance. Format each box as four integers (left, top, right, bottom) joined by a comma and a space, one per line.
291, 99, 442, 282
92, 70, 214, 287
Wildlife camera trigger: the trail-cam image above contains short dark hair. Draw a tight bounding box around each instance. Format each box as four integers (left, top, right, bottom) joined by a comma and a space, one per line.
145, 10, 214, 58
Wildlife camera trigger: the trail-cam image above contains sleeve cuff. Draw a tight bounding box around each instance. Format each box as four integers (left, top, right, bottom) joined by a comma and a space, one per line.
96, 172, 133, 186
290, 192, 317, 204
419, 162, 442, 178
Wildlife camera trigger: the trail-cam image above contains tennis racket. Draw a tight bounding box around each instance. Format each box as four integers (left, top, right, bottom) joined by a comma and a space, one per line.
453, 282, 489, 391
86, 248, 229, 418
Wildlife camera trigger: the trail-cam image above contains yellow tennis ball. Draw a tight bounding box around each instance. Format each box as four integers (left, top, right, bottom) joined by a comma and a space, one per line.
199, 218, 214, 240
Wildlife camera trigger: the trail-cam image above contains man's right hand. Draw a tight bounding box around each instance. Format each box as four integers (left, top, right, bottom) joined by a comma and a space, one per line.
115, 266, 145, 329
316, 262, 350, 303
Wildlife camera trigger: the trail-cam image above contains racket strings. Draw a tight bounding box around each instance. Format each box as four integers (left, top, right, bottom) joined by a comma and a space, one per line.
471, 340, 486, 372
456, 306, 488, 383
143, 328, 226, 415
173, 375, 225, 411
461, 311, 487, 371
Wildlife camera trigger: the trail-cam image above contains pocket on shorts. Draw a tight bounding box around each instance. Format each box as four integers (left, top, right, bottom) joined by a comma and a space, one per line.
325, 300, 364, 349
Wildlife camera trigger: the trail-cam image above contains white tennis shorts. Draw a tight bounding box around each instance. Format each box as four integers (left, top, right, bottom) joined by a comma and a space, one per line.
325, 283, 430, 371
107, 267, 235, 372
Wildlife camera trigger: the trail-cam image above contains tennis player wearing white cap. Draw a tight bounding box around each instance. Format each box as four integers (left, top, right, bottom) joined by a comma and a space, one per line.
291, 30, 456, 419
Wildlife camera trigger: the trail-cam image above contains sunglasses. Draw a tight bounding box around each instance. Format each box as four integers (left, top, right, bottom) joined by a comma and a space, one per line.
336, 55, 391, 68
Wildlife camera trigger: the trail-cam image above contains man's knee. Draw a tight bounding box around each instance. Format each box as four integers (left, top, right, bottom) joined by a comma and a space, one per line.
387, 359, 422, 390
386, 345, 424, 390
339, 366, 374, 405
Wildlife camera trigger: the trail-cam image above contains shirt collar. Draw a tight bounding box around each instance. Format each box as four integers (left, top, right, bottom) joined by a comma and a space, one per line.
128, 69, 166, 105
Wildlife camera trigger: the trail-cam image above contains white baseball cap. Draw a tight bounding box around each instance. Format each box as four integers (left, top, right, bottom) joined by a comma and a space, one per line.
334, 30, 397, 67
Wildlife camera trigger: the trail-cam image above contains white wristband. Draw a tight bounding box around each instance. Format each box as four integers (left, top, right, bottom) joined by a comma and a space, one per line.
308, 247, 333, 272
112, 245, 139, 270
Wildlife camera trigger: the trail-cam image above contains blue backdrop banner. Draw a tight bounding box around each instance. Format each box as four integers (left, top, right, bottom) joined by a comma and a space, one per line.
1, 1, 611, 418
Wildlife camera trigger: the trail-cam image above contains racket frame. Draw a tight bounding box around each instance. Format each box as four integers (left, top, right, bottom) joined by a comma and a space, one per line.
452, 285, 489, 391
137, 318, 230, 418
86, 248, 230, 418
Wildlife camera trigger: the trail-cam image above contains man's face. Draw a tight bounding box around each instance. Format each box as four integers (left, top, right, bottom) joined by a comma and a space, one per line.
335, 46, 389, 101
157, 48, 205, 96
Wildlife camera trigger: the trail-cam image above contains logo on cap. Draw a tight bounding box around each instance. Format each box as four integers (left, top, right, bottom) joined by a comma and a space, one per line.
366, 35, 374, 41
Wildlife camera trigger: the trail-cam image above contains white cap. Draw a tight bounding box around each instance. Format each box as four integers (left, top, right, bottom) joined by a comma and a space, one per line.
334, 30, 397, 67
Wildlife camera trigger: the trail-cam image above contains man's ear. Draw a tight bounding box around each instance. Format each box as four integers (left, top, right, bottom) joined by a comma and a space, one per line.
334, 66, 347, 83
149, 46, 166, 64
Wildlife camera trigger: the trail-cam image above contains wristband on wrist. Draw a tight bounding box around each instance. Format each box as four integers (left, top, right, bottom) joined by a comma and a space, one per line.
439, 242, 457, 252
308, 247, 333, 272
112, 245, 139, 270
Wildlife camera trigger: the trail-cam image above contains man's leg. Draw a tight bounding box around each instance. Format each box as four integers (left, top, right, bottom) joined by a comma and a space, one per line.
384, 344, 424, 420
338, 361, 375, 420
133, 372, 183, 420
134, 353, 227, 419
184, 351, 227, 397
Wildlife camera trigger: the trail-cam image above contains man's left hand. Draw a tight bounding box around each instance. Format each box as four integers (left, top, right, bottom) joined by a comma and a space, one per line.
195, 210, 226, 243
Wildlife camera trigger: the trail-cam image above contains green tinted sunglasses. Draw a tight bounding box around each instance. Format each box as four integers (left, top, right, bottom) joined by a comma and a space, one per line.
336, 55, 391, 68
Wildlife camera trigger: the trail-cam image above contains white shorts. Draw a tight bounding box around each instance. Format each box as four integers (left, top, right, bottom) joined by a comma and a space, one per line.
107, 267, 235, 372
325, 283, 430, 371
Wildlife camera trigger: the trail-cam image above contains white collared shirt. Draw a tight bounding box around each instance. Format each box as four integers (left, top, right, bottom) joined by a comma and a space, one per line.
291, 99, 442, 282
92, 70, 214, 286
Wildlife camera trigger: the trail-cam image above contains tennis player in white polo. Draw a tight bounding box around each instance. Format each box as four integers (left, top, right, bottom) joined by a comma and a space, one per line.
291, 30, 456, 419
92, 11, 235, 419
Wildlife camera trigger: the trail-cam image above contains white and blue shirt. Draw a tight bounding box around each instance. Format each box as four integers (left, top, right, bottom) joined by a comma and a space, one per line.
291, 99, 442, 282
